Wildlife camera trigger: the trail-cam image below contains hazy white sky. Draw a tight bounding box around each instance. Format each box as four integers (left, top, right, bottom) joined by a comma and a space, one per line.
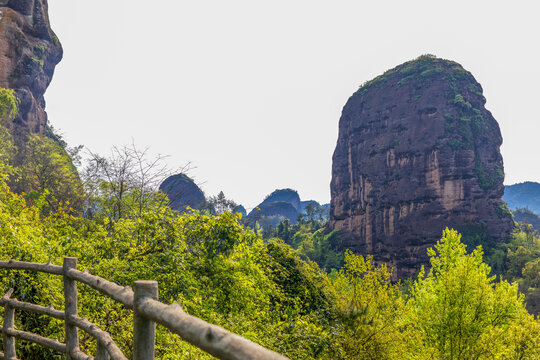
45, 0, 540, 210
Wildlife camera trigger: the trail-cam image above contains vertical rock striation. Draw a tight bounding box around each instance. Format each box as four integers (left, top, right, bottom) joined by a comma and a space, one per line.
0, 0, 62, 136
328, 55, 514, 278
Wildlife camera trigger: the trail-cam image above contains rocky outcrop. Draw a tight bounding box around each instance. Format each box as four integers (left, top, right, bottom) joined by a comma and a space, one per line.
233, 205, 247, 218
248, 201, 299, 227
504, 182, 540, 215
159, 174, 206, 212
512, 208, 540, 232
246, 189, 329, 227
259, 189, 301, 211
328, 55, 514, 278
0, 0, 62, 136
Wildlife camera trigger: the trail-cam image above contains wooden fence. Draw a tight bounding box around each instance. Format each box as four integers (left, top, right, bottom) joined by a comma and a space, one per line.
0, 258, 289, 360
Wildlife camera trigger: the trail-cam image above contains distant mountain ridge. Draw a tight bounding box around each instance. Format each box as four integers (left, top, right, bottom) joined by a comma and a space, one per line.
504, 182, 540, 214
247, 188, 329, 227
512, 208, 540, 231
159, 173, 206, 212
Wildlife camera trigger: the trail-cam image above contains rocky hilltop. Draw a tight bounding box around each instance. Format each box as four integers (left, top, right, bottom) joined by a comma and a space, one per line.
0, 0, 62, 136
159, 174, 206, 212
328, 55, 514, 278
504, 182, 540, 215
247, 188, 329, 227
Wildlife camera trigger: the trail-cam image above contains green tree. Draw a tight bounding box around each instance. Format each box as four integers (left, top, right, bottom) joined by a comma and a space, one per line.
0, 88, 19, 164
333, 251, 405, 359
207, 190, 237, 214
83, 144, 177, 220
0, 87, 20, 120
404, 228, 539, 359
14, 134, 84, 215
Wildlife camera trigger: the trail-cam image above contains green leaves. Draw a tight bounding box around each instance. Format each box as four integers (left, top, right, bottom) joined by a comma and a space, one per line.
0, 88, 20, 119
404, 228, 537, 359
0, 160, 539, 359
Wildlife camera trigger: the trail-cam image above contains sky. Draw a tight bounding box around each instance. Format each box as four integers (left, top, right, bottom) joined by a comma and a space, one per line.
45, 0, 540, 210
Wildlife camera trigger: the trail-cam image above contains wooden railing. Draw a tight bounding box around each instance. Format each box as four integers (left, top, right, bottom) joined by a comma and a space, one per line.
0, 258, 288, 360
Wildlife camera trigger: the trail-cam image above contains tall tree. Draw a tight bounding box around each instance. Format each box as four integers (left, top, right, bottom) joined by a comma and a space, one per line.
208, 191, 237, 214
14, 134, 84, 215
404, 228, 540, 359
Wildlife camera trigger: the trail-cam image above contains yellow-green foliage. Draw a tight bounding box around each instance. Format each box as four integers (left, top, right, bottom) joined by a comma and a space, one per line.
403, 229, 540, 359
0, 87, 19, 119
333, 251, 405, 359
0, 168, 338, 359
14, 134, 84, 215
0, 165, 538, 359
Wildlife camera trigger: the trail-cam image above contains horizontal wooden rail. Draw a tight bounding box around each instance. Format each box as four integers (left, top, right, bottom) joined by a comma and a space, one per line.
0, 260, 63, 275
69, 316, 127, 360
66, 269, 134, 309
137, 298, 288, 360
0, 258, 290, 360
0, 297, 64, 320
0, 325, 67, 354
0, 289, 119, 360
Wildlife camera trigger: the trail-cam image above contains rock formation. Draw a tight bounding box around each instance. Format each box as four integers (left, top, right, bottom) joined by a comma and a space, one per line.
233, 205, 247, 218
159, 174, 206, 212
247, 188, 329, 227
328, 55, 514, 278
512, 208, 540, 232
0, 0, 62, 136
248, 201, 299, 227
259, 189, 301, 211
504, 182, 540, 215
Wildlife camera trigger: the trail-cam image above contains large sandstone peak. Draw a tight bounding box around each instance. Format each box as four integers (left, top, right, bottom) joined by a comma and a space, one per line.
328, 55, 514, 278
0, 0, 62, 136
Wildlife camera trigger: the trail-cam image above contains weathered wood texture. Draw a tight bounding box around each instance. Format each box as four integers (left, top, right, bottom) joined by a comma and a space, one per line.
137, 298, 289, 360
0, 325, 67, 354
0, 260, 63, 275
66, 269, 134, 309
64, 257, 80, 360
0, 258, 290, 360
69, 316, 127, 360
2, 290, 16, 360
133, 281, 158, 360
0, 296, 64, 320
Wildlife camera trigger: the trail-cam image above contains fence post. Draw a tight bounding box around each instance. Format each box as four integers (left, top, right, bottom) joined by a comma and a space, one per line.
63, 257, 79, 360
3, 290, 16, 360
133, 281, 158, 360
96, 342, 110, 360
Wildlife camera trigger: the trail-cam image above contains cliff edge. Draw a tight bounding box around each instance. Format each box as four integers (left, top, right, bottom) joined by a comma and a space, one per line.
328, 55, 514, 278
0, 0, 62, 136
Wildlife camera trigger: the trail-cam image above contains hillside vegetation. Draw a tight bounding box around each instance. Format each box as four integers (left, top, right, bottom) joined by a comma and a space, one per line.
0, 163, 538, 358
0, 91, 539, 359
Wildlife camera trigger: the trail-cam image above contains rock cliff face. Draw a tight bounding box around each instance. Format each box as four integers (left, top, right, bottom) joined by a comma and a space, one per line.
328, 55, 514, 278
0, 0, 62, 136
